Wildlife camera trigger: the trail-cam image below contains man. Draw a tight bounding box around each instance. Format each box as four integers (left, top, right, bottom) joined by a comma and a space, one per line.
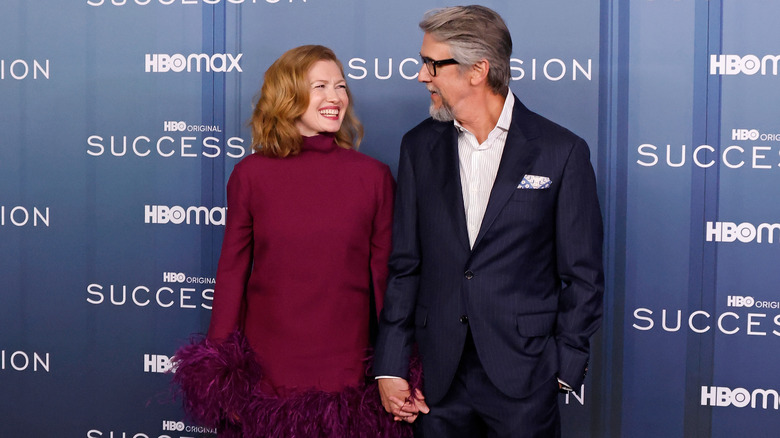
374, 5, 604, 437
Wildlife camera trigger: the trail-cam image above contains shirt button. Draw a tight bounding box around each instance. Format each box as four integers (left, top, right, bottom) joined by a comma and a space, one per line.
459, 315, 469, 324
465, 270, 474, 279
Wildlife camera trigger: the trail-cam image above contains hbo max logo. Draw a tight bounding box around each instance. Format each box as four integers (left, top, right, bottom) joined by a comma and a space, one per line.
145, 53, 242, 73
727, 296, 755, 308
706, 221, 780, 244
710, 54, 780, 76
144, 205, 226, 225
164, 121, 186, 132
701, 386, 780, 410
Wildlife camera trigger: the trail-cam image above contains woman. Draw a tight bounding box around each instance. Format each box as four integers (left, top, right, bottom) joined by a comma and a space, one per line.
172, 45, 419, 437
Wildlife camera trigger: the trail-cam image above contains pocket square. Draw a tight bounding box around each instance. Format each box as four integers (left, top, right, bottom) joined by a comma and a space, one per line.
518, 174, 551, 189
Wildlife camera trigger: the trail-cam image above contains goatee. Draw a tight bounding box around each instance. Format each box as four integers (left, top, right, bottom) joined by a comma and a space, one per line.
429, 102, 455, 122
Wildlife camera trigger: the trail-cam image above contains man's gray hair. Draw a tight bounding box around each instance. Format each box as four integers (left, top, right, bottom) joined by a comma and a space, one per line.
419, 5, 512, 96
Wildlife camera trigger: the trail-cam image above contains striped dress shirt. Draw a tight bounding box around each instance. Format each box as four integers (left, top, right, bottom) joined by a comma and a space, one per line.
454, 93, 514, 248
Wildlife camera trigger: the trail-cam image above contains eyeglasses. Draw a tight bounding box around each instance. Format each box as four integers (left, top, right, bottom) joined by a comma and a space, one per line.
420, 54, 459, 77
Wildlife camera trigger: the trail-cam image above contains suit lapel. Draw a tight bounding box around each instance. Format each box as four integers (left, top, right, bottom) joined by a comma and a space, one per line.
471, 98, 541, 250
427, 124, 470, 252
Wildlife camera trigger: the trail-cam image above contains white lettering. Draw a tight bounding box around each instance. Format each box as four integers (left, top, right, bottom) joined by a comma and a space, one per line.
636, 144, 658, 167
747, 313, 767, 336
0, 59, 49, 80
752, 146, 772, 169
689, 311, 710, 333
693, 145, 715, 167
710, 54, 780, 76
0, 206, 50, 227
632, 308, 654, 330
752, 389, 780, 409
86, 283, 213, 309
722, 145, 744, 168
757, 223, 780, 243
637, 143, 780, 169
633, 307, 780, 337
145, 53, 242, 73
708, 221, 780, 244
0, 351, 50, 372
717, 312, 739, 335
661, 309, 681, 332
87, 135, 246, 158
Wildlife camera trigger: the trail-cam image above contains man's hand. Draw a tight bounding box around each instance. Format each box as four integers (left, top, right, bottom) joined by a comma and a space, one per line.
378, 377, 430, 423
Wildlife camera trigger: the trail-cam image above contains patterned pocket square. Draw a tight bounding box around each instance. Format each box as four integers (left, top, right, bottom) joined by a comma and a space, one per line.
517, 175, 551, 189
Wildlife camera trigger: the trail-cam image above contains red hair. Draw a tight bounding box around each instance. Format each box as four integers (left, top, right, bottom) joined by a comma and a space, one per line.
249, 45, 363, 157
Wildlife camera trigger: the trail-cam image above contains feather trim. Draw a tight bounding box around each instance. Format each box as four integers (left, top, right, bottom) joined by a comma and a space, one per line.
240, 380, 413, 437
171, 332, 260, 428
171, 333, 421, 437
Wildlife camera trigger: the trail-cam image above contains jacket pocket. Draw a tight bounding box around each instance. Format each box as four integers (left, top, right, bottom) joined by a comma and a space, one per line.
510, 188, 547, 202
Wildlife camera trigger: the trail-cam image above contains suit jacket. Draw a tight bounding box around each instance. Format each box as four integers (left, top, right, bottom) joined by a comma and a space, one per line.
375, 95, 604, 404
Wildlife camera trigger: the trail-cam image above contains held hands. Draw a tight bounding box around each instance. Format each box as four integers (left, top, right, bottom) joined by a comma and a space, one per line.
378, 377, 430, 423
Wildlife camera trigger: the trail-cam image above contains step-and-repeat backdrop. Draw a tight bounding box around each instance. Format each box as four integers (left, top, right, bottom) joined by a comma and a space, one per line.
2, 1, 779, 436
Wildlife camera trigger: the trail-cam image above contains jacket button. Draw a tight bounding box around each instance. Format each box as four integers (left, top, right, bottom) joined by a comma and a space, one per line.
464, 270, 474, 279
459, 315, 469, 324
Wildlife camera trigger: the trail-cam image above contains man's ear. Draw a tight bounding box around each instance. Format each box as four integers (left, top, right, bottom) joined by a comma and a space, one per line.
470, 59, 490, 86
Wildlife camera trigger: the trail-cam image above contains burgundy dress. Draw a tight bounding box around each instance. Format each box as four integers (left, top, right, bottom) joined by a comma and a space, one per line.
173, 134, 416, 437
210, 133, 394, 392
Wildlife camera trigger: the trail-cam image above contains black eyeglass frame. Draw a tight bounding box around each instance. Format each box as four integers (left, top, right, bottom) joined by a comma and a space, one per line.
419, 54, 459, 77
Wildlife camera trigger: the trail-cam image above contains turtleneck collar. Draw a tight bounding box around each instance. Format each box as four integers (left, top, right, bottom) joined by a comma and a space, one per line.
301, 133, 338, 153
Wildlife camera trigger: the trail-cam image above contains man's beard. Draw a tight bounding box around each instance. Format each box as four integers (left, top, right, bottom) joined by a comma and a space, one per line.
429, 101, 455, 122
428, 88, 455, 122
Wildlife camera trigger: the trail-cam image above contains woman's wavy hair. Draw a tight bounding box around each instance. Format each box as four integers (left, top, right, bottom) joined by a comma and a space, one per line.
249, 45, 363, 157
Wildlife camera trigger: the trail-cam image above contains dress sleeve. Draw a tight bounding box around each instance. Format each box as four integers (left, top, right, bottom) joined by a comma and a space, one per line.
207, 162, 255, 341
369, 164, 395, 318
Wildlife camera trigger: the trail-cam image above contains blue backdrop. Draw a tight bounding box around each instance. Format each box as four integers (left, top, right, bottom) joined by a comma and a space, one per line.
2, 0, 779, 436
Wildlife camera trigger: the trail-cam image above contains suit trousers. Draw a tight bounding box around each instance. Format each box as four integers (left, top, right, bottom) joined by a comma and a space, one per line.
415, 329, 561, 438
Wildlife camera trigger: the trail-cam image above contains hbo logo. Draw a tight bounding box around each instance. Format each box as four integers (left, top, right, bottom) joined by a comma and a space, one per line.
163, 121, 187, 132
144, 354, 172, 373
163, 272, 186, 283
162, 421, 184, 432
701, 386, 753, 407
732, 129, 759, 141
727, 295, 755, 308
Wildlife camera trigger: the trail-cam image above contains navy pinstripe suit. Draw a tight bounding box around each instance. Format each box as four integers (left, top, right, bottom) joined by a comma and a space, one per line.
375, 95, 604, 411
